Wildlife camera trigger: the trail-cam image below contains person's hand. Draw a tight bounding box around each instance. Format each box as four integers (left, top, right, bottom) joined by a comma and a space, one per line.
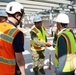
46, 42, 51, 47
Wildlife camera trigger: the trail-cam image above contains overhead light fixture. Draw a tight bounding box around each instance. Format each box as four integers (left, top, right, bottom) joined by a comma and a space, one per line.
70, 8, 75, 13
70, 8, 75, 11
53, 9, 59, 13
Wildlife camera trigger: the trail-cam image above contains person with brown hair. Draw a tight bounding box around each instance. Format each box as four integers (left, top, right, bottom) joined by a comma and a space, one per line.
0, 1, 26, 75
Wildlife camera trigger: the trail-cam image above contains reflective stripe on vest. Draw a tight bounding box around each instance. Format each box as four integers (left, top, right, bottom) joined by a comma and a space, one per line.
0, 33, 13, 43
8, 28, 20, 38
67, 54, 76, 71
8, 28, 17, 36
0, 28, 19, 43
62, 33, 76, 72
30, 44, 45, 51
0, 56, 15, 65
62, 33, 71, 53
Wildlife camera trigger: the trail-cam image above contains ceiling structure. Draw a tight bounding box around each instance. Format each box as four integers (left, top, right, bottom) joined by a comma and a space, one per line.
0, 0, 76, 15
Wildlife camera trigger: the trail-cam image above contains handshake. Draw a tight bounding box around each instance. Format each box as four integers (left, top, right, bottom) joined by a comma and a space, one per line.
45, 41, 51, 47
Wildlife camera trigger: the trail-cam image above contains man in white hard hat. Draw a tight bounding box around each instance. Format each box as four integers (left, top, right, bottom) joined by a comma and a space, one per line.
0, 1, 26, 75
30, 15, 51, 75
0, 9, 7, 22
54, 13, 76, 75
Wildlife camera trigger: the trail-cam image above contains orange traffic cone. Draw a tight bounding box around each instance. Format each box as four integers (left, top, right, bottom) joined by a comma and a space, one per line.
47, 52, 52, 70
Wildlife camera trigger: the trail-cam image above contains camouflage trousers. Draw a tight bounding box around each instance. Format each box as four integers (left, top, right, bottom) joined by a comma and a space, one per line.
31, 50, 45, 70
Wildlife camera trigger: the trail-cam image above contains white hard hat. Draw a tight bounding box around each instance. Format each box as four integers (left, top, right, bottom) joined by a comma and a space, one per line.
33, 15, 42, 22
0, 10, 7, 17
55, 13, 69, 24
6, 1, 24, 15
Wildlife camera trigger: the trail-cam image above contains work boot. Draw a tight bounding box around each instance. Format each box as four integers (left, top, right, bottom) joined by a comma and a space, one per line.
33, 67, 38, 75
33, 70, 38, 75
39, 68, 45, 74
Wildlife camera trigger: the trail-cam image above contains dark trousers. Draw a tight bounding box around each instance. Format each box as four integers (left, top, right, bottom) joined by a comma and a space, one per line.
14, 63, 21, 75
61, 70, 75, 75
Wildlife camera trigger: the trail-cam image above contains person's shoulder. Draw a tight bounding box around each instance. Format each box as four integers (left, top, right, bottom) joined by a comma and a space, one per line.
31, 25, 35, 30
59, 35, 66, 42
42, 25, 46, 30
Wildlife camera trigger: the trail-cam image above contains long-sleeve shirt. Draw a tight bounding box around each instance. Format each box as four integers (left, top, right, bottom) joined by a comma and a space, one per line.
55, 35, 67, 75
30, 29, 47, 47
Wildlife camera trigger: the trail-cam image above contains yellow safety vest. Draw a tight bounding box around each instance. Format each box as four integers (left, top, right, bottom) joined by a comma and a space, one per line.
30, 26, 46, 51
55, 29, 76, 72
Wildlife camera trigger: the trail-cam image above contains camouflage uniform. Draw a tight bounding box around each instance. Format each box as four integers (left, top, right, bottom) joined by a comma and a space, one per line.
31, 48, 45, 70
30, 29, 47, 71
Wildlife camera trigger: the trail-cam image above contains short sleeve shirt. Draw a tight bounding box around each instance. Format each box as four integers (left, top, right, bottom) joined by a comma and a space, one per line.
13, 32, 24, 53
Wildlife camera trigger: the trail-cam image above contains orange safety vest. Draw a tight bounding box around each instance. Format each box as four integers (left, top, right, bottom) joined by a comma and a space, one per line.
0, 22, 23, 75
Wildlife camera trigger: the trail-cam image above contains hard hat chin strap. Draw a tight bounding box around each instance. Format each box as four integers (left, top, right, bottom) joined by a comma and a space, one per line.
12, 14, 21, 25
12, 14, 22, 25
